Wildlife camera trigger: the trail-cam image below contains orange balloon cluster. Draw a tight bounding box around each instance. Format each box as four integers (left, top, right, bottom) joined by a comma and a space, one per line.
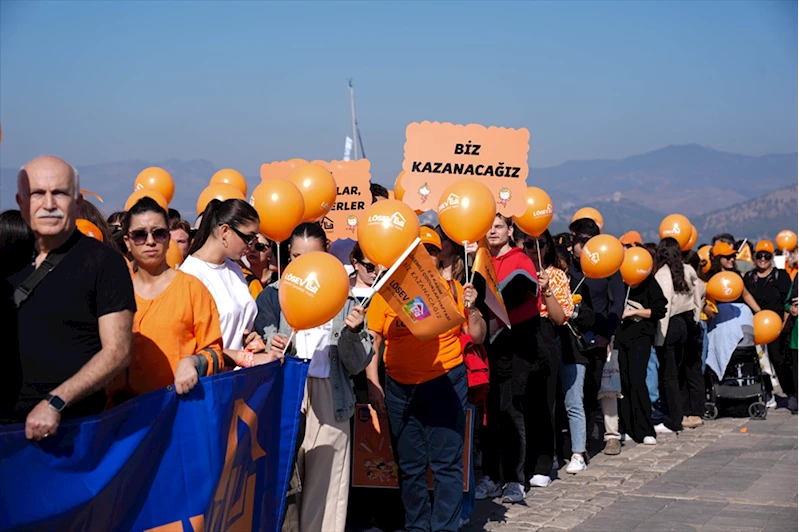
706, 271, 743, 303
135, 167, 175, 204
196, 183, 245, 215
620, 247, 653, 286
358, 200, 421, 268
279, 251, 350, 330
581, 234, 624, 279
210, 169, 248, 197
753, 310, 782, 345
76, 219, 103, 241
572, 207, 604, 232
287, 164, 337, 222
513, 187, 553, 238
166, 239, 184, 269
125, 188, 169, 212
659, 214, 692, 249
776, 230, 797, 252
250, 179, 306, 242
438, 180, 497, 244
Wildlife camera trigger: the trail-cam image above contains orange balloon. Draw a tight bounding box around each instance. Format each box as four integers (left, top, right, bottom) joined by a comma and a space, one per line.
358, 199, 421, 268
753, 310, 782, 345
706, 271, 744, 303
697, 245, 712, 273
581, 234, 624, 279
250, 179, 305, 242
166, 239, 184, 269
394, 171, 406, 202
279, 251, 351, 330
659, 214, 692, 249
513, 187, 554, 238
210, 169, 248, 197
134, 167, 174, 204
196, 183, 245, 215
620, 247, 653, 286
287, 164, 337, 223
572, 207, 604, 232
438, 180, 497, 244
76, 219, 103, 242
125, 188, 169, 212
682, 225, 698, 251
776, 230, 797, 252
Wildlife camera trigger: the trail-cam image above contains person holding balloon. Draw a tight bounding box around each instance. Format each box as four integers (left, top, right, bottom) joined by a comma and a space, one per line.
704, 241, 761, 315
653, 238, 706, 433
253, 222, 374, 532
617, 247, 667, 445
180, 199, 261, 368
240, 234, 277, 299
106, 198, 224, 404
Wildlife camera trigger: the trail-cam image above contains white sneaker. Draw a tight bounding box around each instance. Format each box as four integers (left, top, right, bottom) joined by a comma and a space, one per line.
502, 482, 526, 503
654, 423, 674, 434
475, 477, 502, 500
529, 474, 551, 488
643, 436, 657, 445
766, 395, 777, 409
566, 455, 587, 474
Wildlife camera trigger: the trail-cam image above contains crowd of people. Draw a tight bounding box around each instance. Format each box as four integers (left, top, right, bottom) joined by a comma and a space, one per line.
2, 154, 797, 532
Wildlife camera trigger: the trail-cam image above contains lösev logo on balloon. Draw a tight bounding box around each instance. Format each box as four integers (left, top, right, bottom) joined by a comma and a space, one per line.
438, 193, 461, 213
283, 272, 321, 296
368, 212, 407, 230
533, 204, 554, 218
583, 245, 601, 265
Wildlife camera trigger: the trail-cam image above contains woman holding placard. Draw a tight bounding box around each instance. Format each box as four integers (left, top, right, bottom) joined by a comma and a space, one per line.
367, 229, 485, 532
253, 222, 373, 532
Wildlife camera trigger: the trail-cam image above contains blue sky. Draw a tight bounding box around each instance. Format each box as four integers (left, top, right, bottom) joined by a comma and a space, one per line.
0, 0, 796, 185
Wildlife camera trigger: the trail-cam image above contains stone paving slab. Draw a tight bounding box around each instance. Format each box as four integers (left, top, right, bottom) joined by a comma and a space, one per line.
465, 406, 797, 532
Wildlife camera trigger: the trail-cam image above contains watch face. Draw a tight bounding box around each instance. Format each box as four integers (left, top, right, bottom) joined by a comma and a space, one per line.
48, 395, 66, 412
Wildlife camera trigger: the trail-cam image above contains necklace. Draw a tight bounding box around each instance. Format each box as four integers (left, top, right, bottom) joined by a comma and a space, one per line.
192, 255, 226, 270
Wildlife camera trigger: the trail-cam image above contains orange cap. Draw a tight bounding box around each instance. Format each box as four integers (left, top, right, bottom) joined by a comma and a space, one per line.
712, 241, 736, 258
620, 231, 643, 246
756, 240, 775, 254
420, 226, 442, 250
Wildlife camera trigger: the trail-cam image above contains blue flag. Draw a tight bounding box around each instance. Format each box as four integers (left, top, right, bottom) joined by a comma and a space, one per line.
0, 358, 308, 532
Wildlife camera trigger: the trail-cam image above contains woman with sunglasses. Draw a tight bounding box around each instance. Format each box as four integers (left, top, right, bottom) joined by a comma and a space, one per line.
349, 242, 377, 302
180, 198, 261, 369
107, 198, 223, 403
254, 222, 373, 532
704, 241, 761, 314
240, 234, 277, 299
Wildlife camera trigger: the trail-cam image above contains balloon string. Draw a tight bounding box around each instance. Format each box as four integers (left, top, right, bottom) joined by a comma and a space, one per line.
573, 276, 585, 295
281, 330, 296, 357
277, 242, 282, 279
464, 242, 472, 285
360, 266, 385, 309
535, 238, 544, 274
624, 285, 631, 310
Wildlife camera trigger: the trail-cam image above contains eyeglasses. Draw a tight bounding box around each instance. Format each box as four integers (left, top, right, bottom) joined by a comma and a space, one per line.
225, 224, 258, 247
755, 252, 773, 261
358, 260, 376, 273
128, 228, 169, 246
523, 240, 547, 250
570, 234, 590, 246
253, 242, 268, 252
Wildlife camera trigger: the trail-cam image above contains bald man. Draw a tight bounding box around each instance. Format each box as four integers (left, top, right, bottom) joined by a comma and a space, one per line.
8, 156, 135, 440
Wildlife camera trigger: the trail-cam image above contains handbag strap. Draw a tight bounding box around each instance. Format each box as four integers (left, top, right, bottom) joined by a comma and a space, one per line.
14, 247, 72, 308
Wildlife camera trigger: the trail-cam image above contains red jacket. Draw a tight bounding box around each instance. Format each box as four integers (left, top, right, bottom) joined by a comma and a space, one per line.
491, 247, 541, 326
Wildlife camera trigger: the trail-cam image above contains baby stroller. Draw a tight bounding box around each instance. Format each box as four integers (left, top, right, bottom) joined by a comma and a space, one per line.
704, 345, 768, 420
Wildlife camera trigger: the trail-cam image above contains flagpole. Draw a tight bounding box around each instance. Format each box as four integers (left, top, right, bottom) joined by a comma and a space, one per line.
349, 79, 359, 161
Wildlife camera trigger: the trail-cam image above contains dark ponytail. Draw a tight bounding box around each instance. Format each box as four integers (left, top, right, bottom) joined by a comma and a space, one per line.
188, 198, 259, 256
657, 237, 690, 293
287, 222, 329, 255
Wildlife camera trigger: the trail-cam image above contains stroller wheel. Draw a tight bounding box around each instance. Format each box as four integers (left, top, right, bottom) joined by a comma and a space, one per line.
704, 402, 719, 420
748, 402, 767, 420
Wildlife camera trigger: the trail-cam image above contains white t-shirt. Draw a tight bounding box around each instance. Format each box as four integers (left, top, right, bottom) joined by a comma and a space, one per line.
294, 320, 333, 378
180, 256, 257, 350
351, 285, 372, 304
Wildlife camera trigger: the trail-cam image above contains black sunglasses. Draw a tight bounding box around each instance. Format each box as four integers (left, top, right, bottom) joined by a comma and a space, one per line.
755, 252, 773, 260
523, 239, 548, 250
253, 242, 268, 252
225, 224, 258, 247
128, 228, 169, 246
570, 234, 590, 246
358, 260, 376, 273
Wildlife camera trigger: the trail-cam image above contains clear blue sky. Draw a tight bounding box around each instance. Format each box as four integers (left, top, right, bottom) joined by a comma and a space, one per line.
0, 0, 796, 185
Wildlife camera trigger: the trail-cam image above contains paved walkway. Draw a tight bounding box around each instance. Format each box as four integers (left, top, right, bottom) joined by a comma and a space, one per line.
466, 407, 797, 532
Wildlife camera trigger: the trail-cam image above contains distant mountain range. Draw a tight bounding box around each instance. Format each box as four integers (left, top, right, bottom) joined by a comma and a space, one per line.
1, 144, 795, 240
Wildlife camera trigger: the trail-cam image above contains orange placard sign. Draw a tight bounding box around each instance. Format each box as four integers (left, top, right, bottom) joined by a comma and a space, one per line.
351, 404, 472, 490
260, 159, 372, 242
401, 121, 529, 217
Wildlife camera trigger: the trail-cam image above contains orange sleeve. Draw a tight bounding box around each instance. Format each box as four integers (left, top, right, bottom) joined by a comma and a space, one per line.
366, 293, 388, 336
248, 278, 264, 300
550, 268, 575, 318
190, 277, 224, 375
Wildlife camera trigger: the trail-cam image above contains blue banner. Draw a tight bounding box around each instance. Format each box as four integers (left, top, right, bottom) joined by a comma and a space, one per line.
0, 358, 308, 532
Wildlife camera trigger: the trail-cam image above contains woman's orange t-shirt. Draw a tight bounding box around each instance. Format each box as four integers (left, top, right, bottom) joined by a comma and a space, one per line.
110, 271, 223, 397
367, 278, 465, 385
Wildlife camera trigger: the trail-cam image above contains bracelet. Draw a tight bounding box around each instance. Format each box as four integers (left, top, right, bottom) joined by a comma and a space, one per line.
236, 350, 255, 368
544, 290, 553, 298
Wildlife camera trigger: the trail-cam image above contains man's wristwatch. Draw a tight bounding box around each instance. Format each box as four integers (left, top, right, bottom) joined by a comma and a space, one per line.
46, 394, 67, 413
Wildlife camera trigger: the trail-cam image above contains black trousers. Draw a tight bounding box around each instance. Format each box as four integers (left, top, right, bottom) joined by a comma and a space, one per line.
656, 314, 689, 432
482, 377, 526, 484
618, 335, 655, 443
770, 340, 797, 397
680, 320, 705, 418
524, 319, 560, 479
584, 346, 607, 443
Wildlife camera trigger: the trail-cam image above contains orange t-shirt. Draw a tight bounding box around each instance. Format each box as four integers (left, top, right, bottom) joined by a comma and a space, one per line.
110, 271, 223, 397
367, 278, 465, 385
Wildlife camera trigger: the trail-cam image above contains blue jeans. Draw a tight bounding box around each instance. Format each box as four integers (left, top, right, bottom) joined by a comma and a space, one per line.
385, 364, 468, 532
646, 347, 659, 405
560, 362, 587, 454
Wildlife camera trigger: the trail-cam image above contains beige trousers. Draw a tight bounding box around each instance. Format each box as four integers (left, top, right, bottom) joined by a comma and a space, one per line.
298, 377, 351, 532
601, 396, 620, 441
